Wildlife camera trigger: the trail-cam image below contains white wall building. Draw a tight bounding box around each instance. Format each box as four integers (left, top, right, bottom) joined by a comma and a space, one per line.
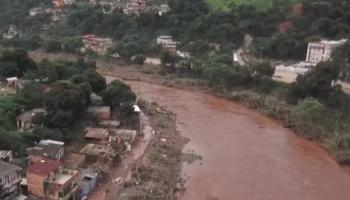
306, 39, 347, 63
156, 35, 178, 52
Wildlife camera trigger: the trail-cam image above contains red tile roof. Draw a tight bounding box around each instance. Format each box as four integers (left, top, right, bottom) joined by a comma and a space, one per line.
27, 160, 61, 176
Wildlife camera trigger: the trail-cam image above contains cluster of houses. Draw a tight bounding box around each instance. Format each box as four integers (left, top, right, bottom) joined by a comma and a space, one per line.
28, 0, 75, 23
1, 95, 143, 200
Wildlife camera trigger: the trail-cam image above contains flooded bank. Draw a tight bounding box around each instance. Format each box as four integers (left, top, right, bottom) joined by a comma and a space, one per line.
106, 76, 350, 200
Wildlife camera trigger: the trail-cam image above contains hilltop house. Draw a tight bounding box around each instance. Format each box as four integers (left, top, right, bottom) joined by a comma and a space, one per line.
27, 140, 64, 163
0, 161, 22, 200
27, 160, 79, 200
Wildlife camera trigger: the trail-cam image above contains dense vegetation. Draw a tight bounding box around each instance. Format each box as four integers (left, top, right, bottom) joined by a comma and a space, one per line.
0, 48, 135, 156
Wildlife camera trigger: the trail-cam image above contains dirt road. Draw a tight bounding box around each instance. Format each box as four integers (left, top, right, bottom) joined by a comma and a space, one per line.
105, 77, 350, 200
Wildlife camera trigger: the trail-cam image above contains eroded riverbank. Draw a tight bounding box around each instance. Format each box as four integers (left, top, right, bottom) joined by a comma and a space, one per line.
106, 77, 350, 200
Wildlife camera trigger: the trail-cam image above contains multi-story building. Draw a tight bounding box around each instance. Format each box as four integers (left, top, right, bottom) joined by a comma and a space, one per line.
306, 39, 347, 64
156, 35, 178, 52
0, 161, 22, 200
27, 160, 79, 200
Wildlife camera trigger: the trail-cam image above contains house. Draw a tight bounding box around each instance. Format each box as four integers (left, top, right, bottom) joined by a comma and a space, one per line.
16, 108, 47, 132
81, 35, 114, 55
52, 0, 64, 9
26, 160, 79, 200
0, 150, 13, 162
63, 153, 86, 169
84, 127, 109, 143
29, 7, 52, 16
0, 161, 22, 200
77, 169, 98, 199
123, 0, 147, 15
27, 140, 64, 163
109, 129, 137, 145
6, 77, 19, 89
306, 39, 347, 64
90, 93, 103, 106
158, 4, 170, 16
3, 25, 19, 40
156, 35, 178, 52
87, 106, 111, 120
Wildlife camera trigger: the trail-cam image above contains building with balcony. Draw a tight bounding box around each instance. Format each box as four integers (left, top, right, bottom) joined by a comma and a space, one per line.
0, 161, 22, 200
27, 160, 79, 200
306, 39, 347, 64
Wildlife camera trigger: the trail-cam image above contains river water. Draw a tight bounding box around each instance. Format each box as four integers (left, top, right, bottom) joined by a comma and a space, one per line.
107, 77, 350, 200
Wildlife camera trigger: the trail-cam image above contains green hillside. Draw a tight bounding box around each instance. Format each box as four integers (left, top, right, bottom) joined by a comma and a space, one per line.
207, 0, 295, 11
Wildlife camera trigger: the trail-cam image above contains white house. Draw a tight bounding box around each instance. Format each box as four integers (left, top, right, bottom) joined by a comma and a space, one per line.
306, 39, 347, 64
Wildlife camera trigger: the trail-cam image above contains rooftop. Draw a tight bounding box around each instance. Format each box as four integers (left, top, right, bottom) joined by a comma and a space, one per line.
16, 108, 46, 122
0, 161, 22, 177
63, 153, 85, 169
51, 169, 79, 185
27, 140, 64, 157
27, 160, 60, 176
84, 127, 109, 140
87, 106, 111, 113
79, 143, 114, 156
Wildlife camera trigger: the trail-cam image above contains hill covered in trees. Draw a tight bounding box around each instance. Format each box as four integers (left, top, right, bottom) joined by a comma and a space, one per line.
206, 0, 295, 11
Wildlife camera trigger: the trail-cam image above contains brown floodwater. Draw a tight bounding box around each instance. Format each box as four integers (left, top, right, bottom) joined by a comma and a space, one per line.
107, 77, 350, 200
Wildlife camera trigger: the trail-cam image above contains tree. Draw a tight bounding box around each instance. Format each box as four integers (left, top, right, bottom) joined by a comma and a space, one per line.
287, 61, 342, 105
252, 62, 275, 77
132, 55, 146, 65
103, 80, 136, 108
44, 39, 62, 52
160, 51, 178, 68
62, 37, 83, 52
14, 82, 44, 110
83, 68, 107, 93
0, 49, 36, 78
44, 81, 86, 127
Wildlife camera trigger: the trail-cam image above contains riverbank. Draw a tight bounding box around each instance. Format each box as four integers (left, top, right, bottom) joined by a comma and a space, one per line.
101, 65, 350, 165
116, 100, 187, 199
28, 51, 350, 164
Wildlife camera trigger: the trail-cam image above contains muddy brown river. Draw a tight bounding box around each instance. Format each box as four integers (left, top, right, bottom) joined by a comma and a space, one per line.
107, 77, 350, 200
